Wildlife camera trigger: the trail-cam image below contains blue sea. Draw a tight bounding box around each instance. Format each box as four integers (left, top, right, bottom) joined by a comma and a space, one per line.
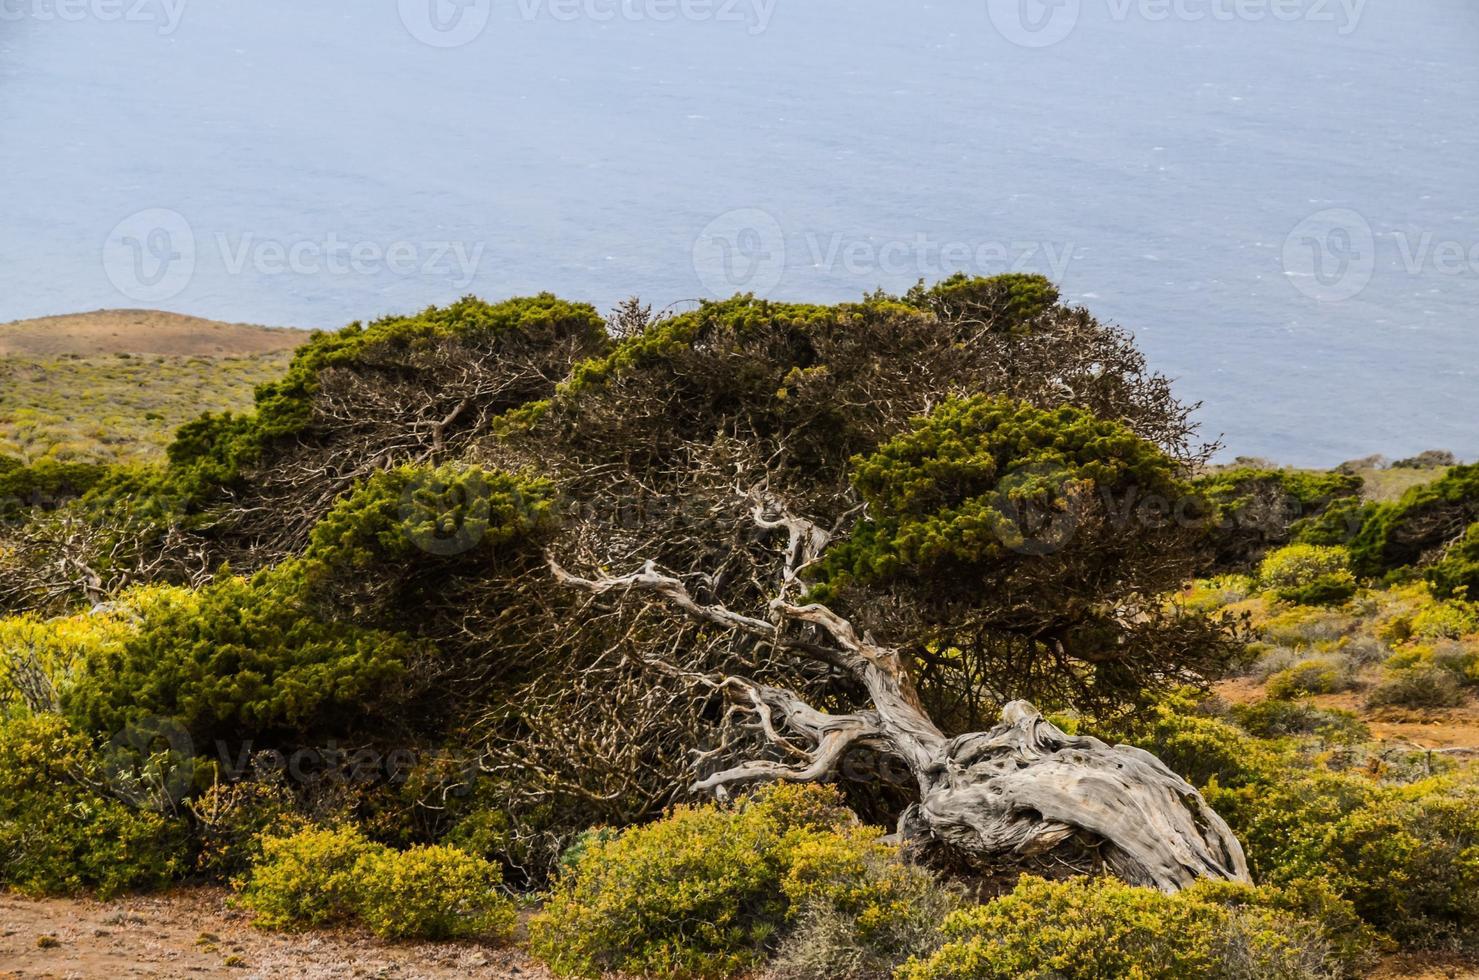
1, 0, 1475, 465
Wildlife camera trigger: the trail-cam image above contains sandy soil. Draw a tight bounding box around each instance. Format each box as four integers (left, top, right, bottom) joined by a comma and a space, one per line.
0, 311, 304, 357
0, 889, 551, 979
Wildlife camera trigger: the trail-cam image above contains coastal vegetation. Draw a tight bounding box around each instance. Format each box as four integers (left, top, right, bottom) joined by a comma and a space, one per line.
1, 278, 1474, 977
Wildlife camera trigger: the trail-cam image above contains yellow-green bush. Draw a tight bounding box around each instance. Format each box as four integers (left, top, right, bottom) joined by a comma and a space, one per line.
1266, 657, 1357, 699
1259, 544, 1350, 589
1309, 775, 1479, 948
1207, 760, 1479, 948
1177, 575, 1256, 615
529, 783, 922, 979
0, 713, 189, 897
354, 843, 517, 941
896, 875, 1368, 980
237, 825, 375, 929
0, 587, 181, 711
771, 826, 957, 980
1259, 545, 1357, 606
1384, 640, 1479, 681
1410, 598, 1479, 640
238, 825, 516, 940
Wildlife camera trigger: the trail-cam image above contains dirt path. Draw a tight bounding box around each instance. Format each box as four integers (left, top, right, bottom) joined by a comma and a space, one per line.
0, 888, 550, 979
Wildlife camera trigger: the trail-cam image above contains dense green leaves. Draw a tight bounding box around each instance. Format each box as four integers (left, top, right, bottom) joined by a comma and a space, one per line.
63, 463, 556, 747
814, 396, 1186, 592
1338, 463, 1479, 576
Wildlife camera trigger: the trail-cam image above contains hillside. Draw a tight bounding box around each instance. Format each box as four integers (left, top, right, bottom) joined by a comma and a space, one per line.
0, 311, 304, 465
0, 310, 303, 357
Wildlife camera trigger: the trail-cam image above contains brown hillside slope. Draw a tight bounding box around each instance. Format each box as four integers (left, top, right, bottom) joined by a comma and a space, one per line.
0, 310, 304, 357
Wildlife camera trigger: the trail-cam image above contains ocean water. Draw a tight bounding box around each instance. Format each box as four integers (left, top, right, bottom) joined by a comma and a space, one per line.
1, 0, 1475, 466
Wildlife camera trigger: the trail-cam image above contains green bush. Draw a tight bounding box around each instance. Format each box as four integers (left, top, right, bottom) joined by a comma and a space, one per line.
1343, 463, 1479, 577
1093, 694, 1279, 790
1309, 775, 1479, 948
64, 463, 556, 747
64, 566, 418, 746
530, 783, 921, 979
1195, 467, 1363, 572
353, 843, 517, 941
0, 713, 188, 897
1228, 699, 1369, 742
238, 825, 516, 940
1427, 521, 1479, 600
1266, 657, 1357, 699
896, 875, 1369, 980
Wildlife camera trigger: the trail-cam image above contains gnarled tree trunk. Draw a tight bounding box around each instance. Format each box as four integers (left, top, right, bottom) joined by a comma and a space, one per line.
549, 492, 1249, 893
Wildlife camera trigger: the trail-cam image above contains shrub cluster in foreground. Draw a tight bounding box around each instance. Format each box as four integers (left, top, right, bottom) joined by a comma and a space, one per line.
237, 824, 517, 941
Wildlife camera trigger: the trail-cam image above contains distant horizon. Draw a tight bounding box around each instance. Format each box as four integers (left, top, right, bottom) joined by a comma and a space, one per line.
3, 0, 1476, 465
2, 298, 1469, 473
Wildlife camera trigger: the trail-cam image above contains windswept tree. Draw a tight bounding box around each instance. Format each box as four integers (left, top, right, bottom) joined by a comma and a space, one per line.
29, 275, 1252, 889
484, 278, 1248, 888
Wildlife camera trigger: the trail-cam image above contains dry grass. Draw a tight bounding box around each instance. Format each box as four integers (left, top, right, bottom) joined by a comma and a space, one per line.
0, 310, 305, 465
0, 310, 302, 357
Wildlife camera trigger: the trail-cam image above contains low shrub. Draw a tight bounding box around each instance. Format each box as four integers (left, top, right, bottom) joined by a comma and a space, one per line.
238, 825, 516, 940
1249, 645, 1302, 681
1311, 774, 1479, 948
1259, 545, 1354, 604
1334, 635, 1390, 668
1410, 598, 1479, 640
896, 875, 1369, 980
1384, 640, 1479, 684
1266, 657, 1358, 699
770, 827, 958, 980
1092, 694, 1279, 790
1364, 667, 1467, 710
237, 825, 375, 930
1179, 575, 1256, 614
189, 772, 309, 881
354, 843, 517, 941
0, 713, 188, 897
529, 783, 934, 979
1228, 699, 1369, 742
1258, 605, 1355, 649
